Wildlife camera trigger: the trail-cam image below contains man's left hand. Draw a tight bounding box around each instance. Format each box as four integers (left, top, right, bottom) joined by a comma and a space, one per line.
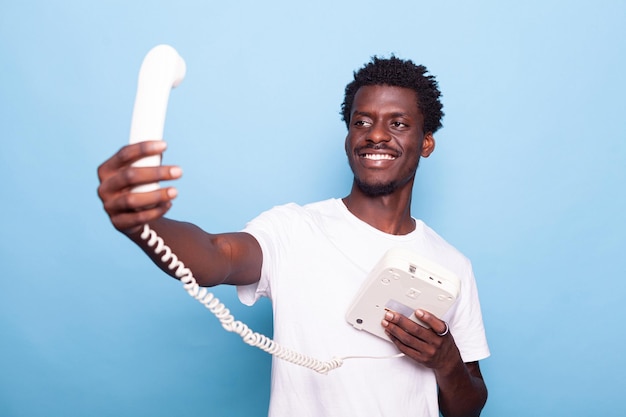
382, 309, 460, 372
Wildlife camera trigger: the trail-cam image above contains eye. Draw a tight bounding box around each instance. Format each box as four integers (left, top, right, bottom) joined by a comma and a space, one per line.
392, 121, 408, 128
353, 120, 372, 128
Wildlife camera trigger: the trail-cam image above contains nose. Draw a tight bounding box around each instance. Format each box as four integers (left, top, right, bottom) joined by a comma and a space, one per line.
367, 122, 391, 144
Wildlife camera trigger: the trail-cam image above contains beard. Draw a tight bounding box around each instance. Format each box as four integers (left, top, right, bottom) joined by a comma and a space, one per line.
354, 176, 398, 197
351, 160, 420, 197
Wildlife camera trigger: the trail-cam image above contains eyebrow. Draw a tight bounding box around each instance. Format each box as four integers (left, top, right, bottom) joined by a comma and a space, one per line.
352, 110, 412, 119
388, 112, 411, 119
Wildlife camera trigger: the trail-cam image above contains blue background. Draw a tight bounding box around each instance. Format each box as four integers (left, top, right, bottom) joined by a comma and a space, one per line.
1, 1, 625, 416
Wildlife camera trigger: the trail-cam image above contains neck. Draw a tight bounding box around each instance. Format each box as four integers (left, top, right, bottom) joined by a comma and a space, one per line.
342, 183, 415, 235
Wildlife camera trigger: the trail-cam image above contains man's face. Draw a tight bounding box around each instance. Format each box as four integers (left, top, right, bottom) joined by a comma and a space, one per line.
344, 85, 434, 197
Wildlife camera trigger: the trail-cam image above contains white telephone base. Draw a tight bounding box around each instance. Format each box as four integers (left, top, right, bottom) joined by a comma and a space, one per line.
345, 247, 461, 342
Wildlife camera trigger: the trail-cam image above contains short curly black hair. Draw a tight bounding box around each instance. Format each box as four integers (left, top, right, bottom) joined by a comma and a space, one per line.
341, 55, 444, 134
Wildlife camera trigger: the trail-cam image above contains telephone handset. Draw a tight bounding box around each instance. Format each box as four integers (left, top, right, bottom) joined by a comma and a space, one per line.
128, 45, 360, 374
128, 44, 186, 192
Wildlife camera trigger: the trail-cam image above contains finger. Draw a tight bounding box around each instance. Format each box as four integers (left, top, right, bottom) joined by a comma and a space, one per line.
110, 165, 182, 194
107, 187, 176, 233
383, 311, 430, 346
415, 309, 448, 336
104, 186, 178, 215
97, 141, 167, 181
383, 323, 433, 365
98, 165, 182, 203
384, 310, 428, 335
110, 201, 173, 233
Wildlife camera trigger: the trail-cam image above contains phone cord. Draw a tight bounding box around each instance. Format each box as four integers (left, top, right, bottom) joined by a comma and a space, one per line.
140, 224, 349, 375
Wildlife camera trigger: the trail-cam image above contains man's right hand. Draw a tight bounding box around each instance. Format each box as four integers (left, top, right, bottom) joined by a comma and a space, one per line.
97, 140, 183, 235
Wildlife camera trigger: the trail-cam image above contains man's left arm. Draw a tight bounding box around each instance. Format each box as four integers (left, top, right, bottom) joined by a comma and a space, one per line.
382, 309, 488, 417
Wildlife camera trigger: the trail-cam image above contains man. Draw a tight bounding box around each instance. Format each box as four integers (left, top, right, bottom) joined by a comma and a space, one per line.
98, 56, 489, 416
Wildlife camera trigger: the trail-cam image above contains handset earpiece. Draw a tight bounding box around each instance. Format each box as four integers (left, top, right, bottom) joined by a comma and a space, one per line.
129, 44, 186, 192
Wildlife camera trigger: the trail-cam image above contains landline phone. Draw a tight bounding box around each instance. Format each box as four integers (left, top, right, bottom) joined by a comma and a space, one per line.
127, 45, 460, 375
346, 247, 460, 341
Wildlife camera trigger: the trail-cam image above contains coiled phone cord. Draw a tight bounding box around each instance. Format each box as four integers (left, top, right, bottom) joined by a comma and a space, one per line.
140, 224, 351, 374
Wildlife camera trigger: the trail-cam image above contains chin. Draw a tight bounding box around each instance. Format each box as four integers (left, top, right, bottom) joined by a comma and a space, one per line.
355, 178, 397, 197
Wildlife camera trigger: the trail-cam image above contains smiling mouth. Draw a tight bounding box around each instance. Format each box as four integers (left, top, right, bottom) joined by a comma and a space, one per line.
361, 153, 396, 160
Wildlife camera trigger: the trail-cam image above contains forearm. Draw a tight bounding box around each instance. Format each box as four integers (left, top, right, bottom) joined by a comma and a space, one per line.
124, 217, 250, 287
436, 361, 487, 417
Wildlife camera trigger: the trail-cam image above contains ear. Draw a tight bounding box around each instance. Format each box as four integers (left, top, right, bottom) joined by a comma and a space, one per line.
420, 132, 435, 158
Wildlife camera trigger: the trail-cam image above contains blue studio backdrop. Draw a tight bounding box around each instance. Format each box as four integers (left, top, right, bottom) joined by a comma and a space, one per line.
1, 1, 625, 416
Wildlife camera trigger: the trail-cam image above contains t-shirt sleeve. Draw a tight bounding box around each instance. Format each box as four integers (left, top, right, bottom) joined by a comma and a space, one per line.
237, 225, 272, 306
447, 258, 490, 363
236, 203, 300, 306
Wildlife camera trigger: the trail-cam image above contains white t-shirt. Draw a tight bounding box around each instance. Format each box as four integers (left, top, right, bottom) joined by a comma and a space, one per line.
238, 199, 489, 417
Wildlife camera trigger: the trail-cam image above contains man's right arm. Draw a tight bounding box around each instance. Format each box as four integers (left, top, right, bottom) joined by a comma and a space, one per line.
97, 140, 262, 287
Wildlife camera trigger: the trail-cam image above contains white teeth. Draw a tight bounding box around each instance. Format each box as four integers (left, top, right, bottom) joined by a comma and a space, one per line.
363, 153, 395, 160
